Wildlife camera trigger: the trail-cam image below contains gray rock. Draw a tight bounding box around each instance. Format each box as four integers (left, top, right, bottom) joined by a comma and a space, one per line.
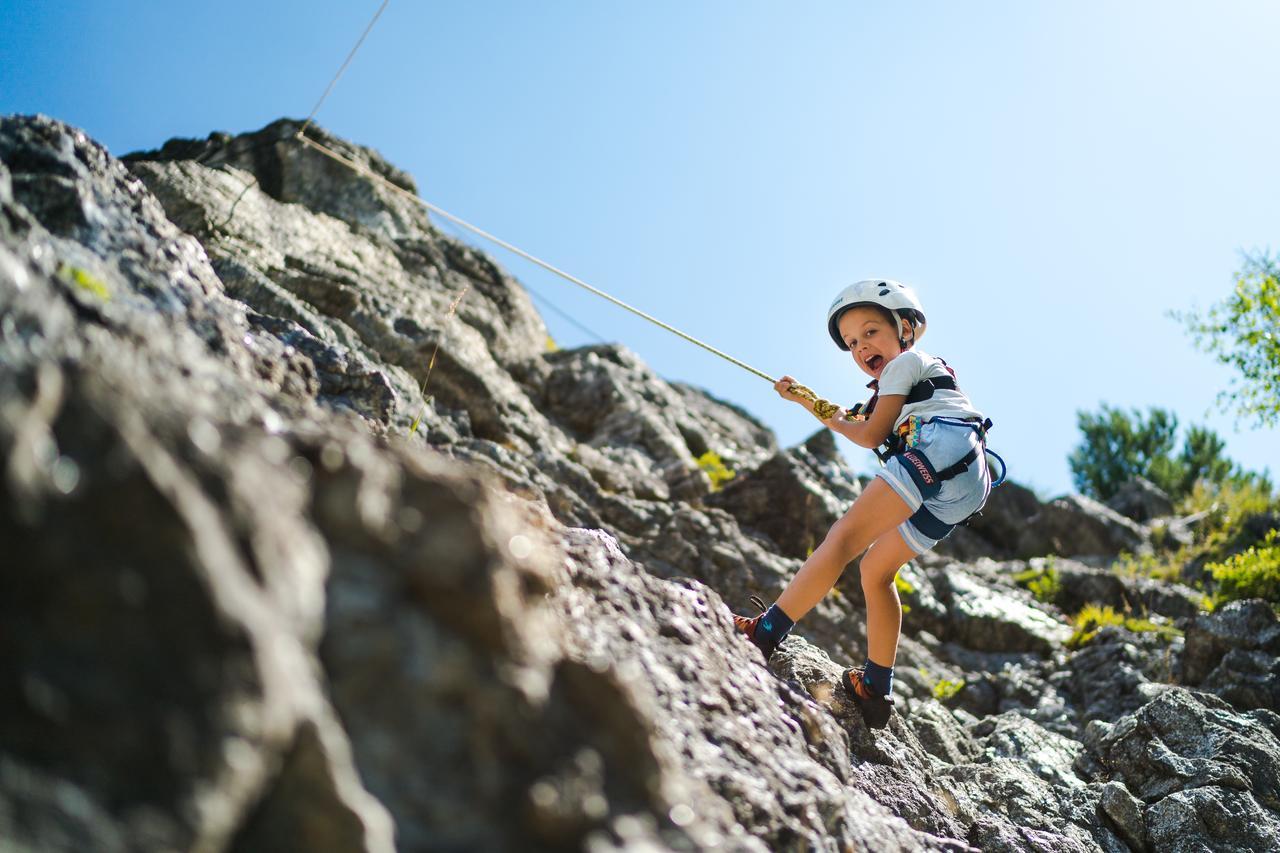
972, 712, 1083, 790
1052, 558, 1203, 620
1181, 599, 1280, 685
124, 118, 432, 241
1202, 649, 1280, 712
919, 563, 1072, 654
706, 429, 862, 559
1105, 477, 1174, 523
1099, 781, 1147, 853
1019, 494, 1149, 560
911, 700, 983, 766
962, 484, 1150, 561
962, 480, 1044, 559
1058, 630, 1179, 725
1144, 785, 1280, 853
1086, 689, 1280, 851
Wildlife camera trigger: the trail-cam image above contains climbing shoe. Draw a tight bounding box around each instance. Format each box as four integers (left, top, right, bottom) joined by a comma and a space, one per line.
842, 666, 895, 729
732, 595, 791, 660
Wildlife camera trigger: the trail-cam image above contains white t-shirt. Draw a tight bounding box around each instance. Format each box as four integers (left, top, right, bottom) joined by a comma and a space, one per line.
871, 349, 984, 430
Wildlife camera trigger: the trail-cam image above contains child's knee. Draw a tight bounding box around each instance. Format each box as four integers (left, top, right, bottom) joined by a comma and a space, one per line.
860, 556, 896, 589
860, 538, 909, 587
824, 514, 867, 559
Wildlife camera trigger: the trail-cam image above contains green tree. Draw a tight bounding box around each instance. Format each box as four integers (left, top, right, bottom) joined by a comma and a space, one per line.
1176, 254, 1280, 427
1069, 406, 1178, 500
1069, 406, 1256, 502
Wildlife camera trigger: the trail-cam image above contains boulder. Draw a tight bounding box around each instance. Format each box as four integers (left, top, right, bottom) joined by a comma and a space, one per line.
1083, 689, 1280, 853
1018, 494, 1148, 560
915, 564, 1072, 654
955, 480, 1043, 559
1203, 649, 1280, 712
1181, 599, 1280, 685
1105, 477, 1175, 523
1052, 559, 1203, 620
971, 712, 1084, 790
706, 428, 861, 559
1057, 629, 1178, 725
965, 484, 1149, 560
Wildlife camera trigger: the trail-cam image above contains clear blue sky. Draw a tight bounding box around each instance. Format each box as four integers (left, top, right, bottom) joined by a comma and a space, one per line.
4, 1, 1278, 495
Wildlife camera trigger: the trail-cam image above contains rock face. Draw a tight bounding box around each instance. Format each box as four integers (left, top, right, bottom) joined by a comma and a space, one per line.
938, 483, 1150, 562
3, 114, 1278, 852
1082, 689, 1280, 852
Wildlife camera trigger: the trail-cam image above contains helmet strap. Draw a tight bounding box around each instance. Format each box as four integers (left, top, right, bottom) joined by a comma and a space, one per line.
895, 312, 914, 349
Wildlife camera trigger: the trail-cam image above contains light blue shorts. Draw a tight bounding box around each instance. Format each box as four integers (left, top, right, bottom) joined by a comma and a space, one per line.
875, 419, 992, 554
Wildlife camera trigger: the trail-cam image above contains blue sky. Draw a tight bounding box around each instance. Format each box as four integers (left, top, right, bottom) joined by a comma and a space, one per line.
3, 1, 1278, 495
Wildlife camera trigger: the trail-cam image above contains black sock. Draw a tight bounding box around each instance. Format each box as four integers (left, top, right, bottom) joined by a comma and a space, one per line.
755, 603, 795, 655
862, 658, 894, 697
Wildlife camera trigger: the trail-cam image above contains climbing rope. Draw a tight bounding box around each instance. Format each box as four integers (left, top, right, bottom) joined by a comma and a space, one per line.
294, 0, 848, 424
298, 0, 391, 142
296, 130, 779, 382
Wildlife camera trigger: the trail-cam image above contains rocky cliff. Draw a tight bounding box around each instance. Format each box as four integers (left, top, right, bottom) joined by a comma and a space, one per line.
2, 115, 1278, 852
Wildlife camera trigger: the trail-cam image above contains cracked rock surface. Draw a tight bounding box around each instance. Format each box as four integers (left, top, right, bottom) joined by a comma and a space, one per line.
3, 115, 1278, 852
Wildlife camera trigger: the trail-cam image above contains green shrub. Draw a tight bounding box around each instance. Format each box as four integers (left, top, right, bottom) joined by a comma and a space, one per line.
696, 451, 735, 492
1110, 477, 1278, 592
1182, 478, 1277, 548
1112, 550, 1184, 584
1067, 603, 1182, 649
1207, 529, 1280, 611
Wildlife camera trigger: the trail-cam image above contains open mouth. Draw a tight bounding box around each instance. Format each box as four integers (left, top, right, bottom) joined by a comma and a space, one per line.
866, 354, 885, 371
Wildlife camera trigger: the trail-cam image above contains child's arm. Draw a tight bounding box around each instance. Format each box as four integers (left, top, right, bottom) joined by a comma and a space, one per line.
826, 394, 906, 448
774, 376, 905, 449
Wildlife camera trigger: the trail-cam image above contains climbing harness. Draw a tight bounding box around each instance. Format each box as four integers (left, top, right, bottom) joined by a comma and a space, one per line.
862, 362, 1009, 526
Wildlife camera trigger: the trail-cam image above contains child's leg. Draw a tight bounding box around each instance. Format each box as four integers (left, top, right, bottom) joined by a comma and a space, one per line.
858, 530, 918, 667
775, 478, 914, 622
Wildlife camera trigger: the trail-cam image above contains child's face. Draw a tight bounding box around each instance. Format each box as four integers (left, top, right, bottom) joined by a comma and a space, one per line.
837, 306, 907, 380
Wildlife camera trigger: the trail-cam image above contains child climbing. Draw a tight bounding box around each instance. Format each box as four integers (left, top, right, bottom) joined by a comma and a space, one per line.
733, 280, 998, 729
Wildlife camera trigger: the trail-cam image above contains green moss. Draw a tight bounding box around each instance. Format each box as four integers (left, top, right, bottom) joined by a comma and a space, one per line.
1012, 559, 1061, 604
917, 667, 964, 702
696, 451, 735, 492
1207, 529, 1280, 611
932, 678, 965, 702
57, 263, 111, 300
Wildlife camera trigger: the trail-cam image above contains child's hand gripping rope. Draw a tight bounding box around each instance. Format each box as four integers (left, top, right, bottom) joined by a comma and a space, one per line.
774, 375, 861, 422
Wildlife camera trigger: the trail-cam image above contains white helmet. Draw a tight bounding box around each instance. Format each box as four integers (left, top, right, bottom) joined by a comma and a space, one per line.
826, 279, 927, 351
